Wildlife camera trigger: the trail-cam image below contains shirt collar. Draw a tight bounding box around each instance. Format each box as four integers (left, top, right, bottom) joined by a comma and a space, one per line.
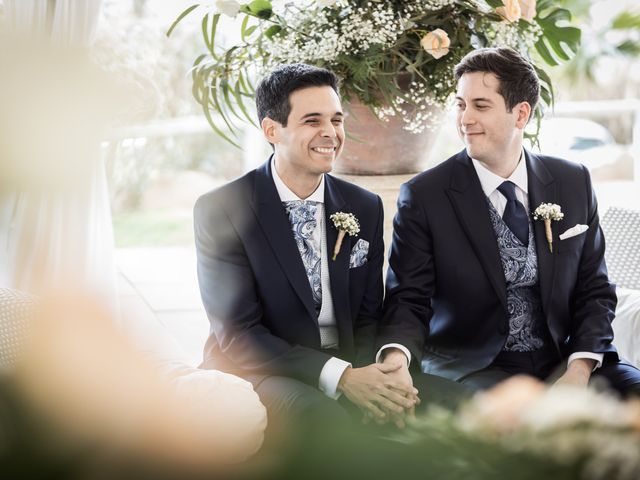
471, 149, 528, 197
271, 157, 325, 204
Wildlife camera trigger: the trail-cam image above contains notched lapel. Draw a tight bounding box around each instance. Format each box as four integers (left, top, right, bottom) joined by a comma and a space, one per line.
251, 160, 318, 323
446, 153, 508, 311
324, 175, 353, 349
526, 151, 557, 314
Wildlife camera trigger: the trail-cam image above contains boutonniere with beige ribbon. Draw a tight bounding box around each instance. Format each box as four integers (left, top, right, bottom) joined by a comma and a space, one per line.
329, 212, 360, 260
533, 203, 564, 253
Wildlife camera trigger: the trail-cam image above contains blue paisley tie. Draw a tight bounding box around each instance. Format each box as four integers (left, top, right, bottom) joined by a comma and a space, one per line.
283, 200, 322, 315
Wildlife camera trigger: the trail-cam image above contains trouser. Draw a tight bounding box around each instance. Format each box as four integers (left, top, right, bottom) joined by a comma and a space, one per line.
458, 346, 640, 396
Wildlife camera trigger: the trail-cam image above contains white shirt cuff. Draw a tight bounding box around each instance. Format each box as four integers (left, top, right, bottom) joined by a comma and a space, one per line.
567, 352, 604, 371
318, 356, 351, 400
375, 343, 411, 365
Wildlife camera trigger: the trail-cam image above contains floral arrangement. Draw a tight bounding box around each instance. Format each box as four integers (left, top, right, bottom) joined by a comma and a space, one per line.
402, 376, 640, 480
533, 202, 564, 252
330, 211, 359, 260
168, 0, 581, 145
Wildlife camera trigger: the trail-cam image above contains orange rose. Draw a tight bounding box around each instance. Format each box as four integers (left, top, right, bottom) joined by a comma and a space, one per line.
420, 28, 450, 60
519, 0, 537, 22
496, 0, 522, 22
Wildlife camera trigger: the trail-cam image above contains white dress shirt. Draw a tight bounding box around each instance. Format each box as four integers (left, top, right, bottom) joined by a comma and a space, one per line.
271, 160, 350, 398
378, 151, 603, 371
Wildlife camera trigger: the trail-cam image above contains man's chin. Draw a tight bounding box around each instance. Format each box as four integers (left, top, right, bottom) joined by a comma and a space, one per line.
465, 146, 477, 159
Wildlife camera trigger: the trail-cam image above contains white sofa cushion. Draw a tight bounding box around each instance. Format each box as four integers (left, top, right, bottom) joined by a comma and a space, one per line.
612, 288, 640, 369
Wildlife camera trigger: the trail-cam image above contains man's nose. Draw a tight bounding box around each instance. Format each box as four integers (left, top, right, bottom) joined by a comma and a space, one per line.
320, 121, 337, 137
460, 107, 475, 126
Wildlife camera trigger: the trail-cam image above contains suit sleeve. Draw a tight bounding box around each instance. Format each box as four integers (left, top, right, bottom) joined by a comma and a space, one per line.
376, 182, 433, 367
352, 195, 385, 367
194, 195, 332, 386
567, 165, 617, 359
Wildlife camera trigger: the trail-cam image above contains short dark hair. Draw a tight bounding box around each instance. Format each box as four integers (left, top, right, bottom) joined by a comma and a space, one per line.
454, 47, 540, 114
255, 63, 340, 126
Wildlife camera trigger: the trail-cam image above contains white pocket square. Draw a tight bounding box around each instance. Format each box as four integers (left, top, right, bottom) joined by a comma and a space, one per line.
349, 239, 369, 268
559, 224, 588, 240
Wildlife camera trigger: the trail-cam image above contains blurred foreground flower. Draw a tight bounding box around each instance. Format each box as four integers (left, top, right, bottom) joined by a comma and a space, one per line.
403, 376, 640, 480
7, 290, 266, 477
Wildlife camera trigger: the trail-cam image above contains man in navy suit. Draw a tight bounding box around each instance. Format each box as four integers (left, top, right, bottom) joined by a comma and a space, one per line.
194, 64, 464, 438
376, 48, 640, 395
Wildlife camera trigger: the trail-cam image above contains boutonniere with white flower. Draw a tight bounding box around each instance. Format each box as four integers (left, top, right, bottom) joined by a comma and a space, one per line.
330, 212, 360, 260
533, 203, 564, 253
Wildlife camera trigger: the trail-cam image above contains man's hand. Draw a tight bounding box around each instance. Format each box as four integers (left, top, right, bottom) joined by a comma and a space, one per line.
381, 349, 420, 428
554, 358, 596, 388
337, 363, 416, 422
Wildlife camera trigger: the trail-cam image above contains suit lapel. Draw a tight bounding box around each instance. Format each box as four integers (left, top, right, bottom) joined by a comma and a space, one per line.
251, 158, 318, 323
446, 151, 508, 311
525, 150, 557, 314
324, 175, 353, 349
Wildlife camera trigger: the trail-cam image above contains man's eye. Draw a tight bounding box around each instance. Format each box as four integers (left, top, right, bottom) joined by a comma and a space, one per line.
332, 119, 343, 124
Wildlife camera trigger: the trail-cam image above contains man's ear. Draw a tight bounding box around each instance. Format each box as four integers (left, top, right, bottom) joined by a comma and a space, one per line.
515, 101, 532, 129
262, 117, 280, 144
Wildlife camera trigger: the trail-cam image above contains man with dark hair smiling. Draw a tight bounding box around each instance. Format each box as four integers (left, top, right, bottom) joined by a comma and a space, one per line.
194, 63, 440, 440
377, 47, 640, 396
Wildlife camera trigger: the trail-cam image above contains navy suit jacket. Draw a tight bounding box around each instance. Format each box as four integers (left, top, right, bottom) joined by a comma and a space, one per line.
195, 158, 384, 387
377, 149, 618, 380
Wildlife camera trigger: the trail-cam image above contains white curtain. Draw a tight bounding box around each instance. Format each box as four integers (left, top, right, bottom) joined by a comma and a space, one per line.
1, 0, 117, 307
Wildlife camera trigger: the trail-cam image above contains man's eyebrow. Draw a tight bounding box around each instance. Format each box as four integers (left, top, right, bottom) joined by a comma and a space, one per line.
299, 111, 344, 120
454, 96, 494, 103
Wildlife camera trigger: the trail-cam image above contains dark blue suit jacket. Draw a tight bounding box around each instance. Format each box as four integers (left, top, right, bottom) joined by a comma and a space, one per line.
195, 158, 384, 387
377, 149, 618, 380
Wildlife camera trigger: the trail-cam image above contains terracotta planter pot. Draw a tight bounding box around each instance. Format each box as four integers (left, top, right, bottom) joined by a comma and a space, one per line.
335, 98, 444, 175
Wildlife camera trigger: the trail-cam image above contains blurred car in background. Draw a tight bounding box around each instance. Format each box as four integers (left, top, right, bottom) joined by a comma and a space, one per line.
536, 117, 634, 181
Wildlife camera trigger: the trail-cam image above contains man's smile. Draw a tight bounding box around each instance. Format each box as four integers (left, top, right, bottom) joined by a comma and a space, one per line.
310, 146, 337, 154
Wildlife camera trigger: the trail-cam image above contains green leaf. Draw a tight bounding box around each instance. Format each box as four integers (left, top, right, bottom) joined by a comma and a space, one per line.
234, 74, 258, 126
210, 14, 220, 58
206, 84, 242, 148
264, 25, 282, 39
611, 10, 640, 30
203, 102, 242, 149
534, 64, 554, 107
202, 14, 212, 51
199, 78, 240, 148
166, 4, 199, 37
240, 15, 250, 42
484, 0, 504, 9
247, 0, 273, 19
535, 6, 581, 66
535, 40, 558, 67
221, 79, 245, 124
616, 39, 640, 56
210, 83, 241, 138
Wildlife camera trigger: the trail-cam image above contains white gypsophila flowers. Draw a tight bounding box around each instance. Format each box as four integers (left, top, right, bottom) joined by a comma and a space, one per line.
373, 76, 454, 133
533, 202, 564, 221
455, 381, 640, 480
403, 0, 456, 15
330, 212, 360, 236
485, 19, 542, 50
266, 2, 407, 64
508, 429, 640, 480
520, 385, 633, 432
